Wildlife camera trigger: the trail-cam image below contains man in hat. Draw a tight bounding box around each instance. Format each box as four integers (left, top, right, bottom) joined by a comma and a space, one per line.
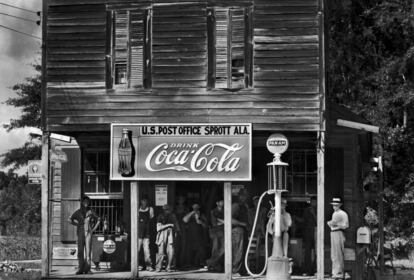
327, 197, 349, 278
138, 195, 155, 271
183, 203, 208, 269
68, 195, 101, 274
155, 204, 180, 272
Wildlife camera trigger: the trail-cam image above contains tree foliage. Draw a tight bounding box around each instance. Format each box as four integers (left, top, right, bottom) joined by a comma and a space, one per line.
3, 64, 41, 132
328, 0, 414, 248
0, 142, 41, 171
1, 64, 41, 170
0, 171, 40, 236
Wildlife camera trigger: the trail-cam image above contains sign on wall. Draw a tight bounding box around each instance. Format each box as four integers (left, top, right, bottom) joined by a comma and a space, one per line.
110, 123, 252, 181
28, 160, 42, 185
155, 185, 168, 206
52, 247, 78, 260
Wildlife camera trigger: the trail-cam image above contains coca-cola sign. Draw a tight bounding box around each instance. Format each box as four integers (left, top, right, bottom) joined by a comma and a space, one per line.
110, 123, 252, 181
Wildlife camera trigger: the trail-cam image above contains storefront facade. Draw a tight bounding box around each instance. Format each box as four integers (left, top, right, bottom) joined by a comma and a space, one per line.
41, 0, 372, 279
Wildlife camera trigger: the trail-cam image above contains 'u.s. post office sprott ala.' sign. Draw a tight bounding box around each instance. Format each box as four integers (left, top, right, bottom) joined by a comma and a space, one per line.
110, 123, 252, 181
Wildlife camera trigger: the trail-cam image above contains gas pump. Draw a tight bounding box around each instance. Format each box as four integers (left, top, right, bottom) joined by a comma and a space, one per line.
245, 133, 291, 280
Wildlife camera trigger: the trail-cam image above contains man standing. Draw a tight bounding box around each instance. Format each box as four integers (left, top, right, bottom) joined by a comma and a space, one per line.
207, 198, 224, 272
155, 204, 180, 272
231, 190, 250, 275
182, 203, 208, 269
68, 195, 101, 274
303, 196, 317, 276
327, 197, 349, 278
138, 196, 155, 271
267, 198, 292, 257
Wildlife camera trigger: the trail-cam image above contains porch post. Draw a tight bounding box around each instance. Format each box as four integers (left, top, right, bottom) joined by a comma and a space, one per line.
131, 182, 139, 278
41, 133, 50, 277
317, 131, 325, 280
224, 182, 232, 280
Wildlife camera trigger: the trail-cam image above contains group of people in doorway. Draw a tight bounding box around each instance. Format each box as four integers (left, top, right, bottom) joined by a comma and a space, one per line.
136, 189, 292, 275
68, 193, 349, 278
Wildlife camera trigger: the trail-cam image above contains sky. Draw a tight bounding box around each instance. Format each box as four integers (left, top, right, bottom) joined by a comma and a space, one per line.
0, 0, 42, 172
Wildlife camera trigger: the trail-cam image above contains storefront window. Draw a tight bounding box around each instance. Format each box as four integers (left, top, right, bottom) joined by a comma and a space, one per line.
83, 151, 125, 194
83, 151, 127, 235
285, 150, 317, 196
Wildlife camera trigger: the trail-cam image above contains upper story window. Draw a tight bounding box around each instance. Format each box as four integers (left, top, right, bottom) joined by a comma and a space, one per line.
207, 7, 253, 89
107, 8, 152, 89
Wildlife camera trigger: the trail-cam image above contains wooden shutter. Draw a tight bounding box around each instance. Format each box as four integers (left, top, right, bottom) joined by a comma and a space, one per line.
61, 147, 81, 242
129, 10, 145, 88
111, 9, 148, 88
229, 8, 245, 88
215, 8, 229, 88
113, 10, 128, 85
214, 8, 247, 89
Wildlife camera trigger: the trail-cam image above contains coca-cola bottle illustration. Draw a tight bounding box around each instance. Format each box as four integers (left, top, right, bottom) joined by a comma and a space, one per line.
118, 128, 135, 177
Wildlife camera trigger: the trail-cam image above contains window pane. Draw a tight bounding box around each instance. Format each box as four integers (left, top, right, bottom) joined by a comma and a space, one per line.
292, 152, 305, 173
84, 152, 97, 172
85, 174, 97, 193
98, 152, 110, 173
115, 64, 127, 84
287, 175, 293, 193
292, 175, 306, 195
111, 180, 123, 193
97, 174, 110, 193
306, 152, 317, 173
307, 175, 317, 195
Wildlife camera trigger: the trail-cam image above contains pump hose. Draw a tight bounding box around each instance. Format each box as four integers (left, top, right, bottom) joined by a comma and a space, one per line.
244, 190, 273, 277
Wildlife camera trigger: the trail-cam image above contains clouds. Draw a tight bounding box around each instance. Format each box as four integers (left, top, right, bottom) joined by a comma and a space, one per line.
0, 1, 42, 172
0, 0, 41, 59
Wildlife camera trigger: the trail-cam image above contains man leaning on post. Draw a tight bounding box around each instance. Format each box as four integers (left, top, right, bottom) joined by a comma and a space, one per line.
68, 195, 101, 274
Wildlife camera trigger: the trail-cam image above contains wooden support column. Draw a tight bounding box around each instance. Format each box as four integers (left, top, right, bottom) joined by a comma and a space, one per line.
131, 182, 139, 279
224, 182, 232, 280
317, 131, 325, 280
41, 133, 50, 277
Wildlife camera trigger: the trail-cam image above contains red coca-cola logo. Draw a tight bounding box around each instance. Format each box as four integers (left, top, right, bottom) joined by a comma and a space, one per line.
144, 142, 243, 173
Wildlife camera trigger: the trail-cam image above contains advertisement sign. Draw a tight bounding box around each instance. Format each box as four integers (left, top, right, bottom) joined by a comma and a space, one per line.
28, 160, 42, 185
110, 123, 252, 181
103, 239, 116, 254
266, 133, 289, 155
52, 247, 78, 260
155, 185, 168, 206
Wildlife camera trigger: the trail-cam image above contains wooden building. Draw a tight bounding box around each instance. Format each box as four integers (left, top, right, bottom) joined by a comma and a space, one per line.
41, 0, 373, 279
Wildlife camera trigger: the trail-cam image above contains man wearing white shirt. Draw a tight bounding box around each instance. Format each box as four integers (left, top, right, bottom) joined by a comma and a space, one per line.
267, 198, 292, 257
327, 197, 349, 278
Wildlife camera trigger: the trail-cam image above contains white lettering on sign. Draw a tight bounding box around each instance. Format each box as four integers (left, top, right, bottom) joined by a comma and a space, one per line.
266, 133, 289, 155
145, 143, 243, 173
267, 140, 287, 146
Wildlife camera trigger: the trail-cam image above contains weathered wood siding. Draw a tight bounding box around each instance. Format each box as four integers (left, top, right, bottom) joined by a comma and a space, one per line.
45, 0, 322, 132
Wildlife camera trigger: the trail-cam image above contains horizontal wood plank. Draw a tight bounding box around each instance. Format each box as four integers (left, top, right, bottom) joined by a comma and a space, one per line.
45, 0, 322, 132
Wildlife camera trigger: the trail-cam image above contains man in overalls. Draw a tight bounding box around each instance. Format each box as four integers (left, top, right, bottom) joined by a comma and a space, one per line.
155, 204, 180, 272
138, 196, 154, 271
68, 195, 101, 274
